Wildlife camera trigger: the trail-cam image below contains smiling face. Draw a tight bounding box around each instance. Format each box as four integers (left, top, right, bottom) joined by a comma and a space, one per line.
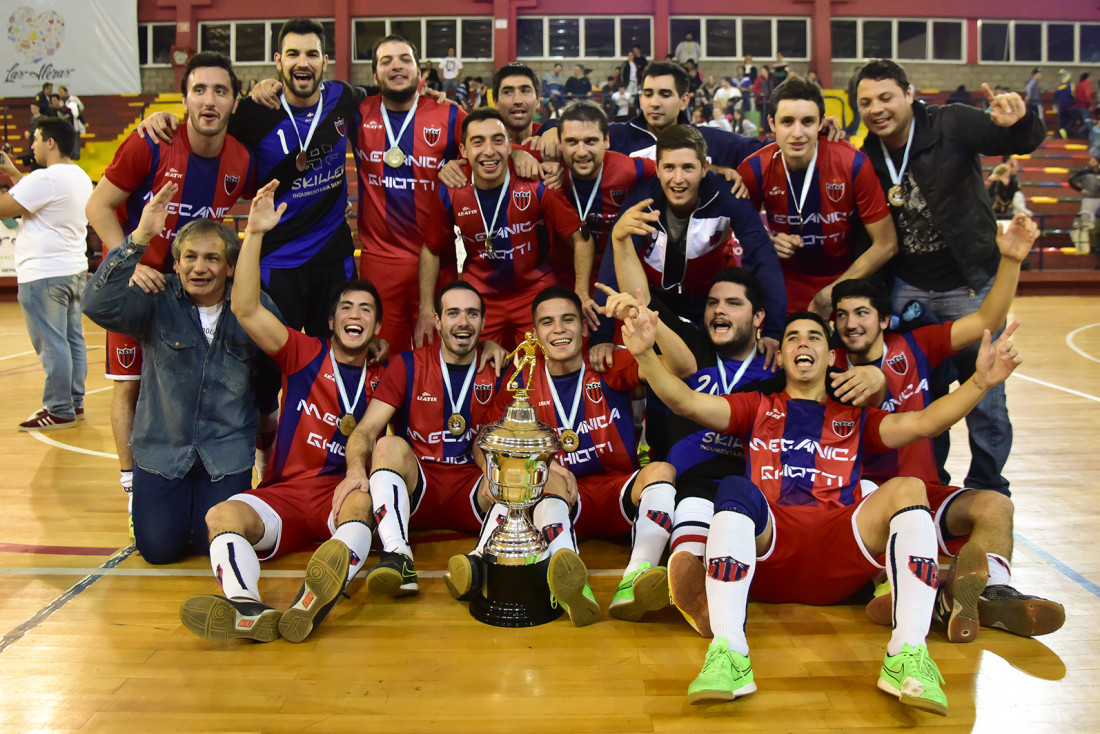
495, 73, 538, 137
641, 74, 690, 133
558, 119, 608, 181
772, 98, 822, 170
374, 39, 419, 105
778, 318, 832, 386
534, 297, 584, 371
657, 146, 705, 216
461, 117, 512, 188
704, 281, 762, 358
174, 233, 234, 307
276, 31, 327, 104
329, 289, 381, 356
436, 287, 484, 362
834, 296, 888, 361
857, 76, 914, 146
183, 66, 237, 138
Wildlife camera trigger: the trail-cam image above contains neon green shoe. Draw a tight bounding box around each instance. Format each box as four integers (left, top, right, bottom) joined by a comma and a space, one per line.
877, 643, 948, 716
609, 562, 669, 621
687, 637, 756, 704
547, 548, 600, 627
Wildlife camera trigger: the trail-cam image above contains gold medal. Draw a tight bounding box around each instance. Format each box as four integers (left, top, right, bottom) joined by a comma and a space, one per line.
887, 184, 904, 207
448, 413, 466, 436
295, 150, 308, 172
560, 429, 580, 453
339, 413, 357, 436
384, 146, 406, 168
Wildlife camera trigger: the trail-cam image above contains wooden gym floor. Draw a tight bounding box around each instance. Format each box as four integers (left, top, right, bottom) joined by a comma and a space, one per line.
0, 295, 1098, 733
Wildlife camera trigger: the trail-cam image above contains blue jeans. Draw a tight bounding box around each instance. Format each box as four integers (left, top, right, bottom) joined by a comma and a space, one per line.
18, 272, 87, 418
892, 278, 1012, 495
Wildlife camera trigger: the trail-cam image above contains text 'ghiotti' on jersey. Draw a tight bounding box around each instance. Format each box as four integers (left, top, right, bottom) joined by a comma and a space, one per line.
102, 130, 256, 273
354, 95, 464, 264
494, 350, 640, 477
722, 391, 890, 510
738, 137, 891, 313
228, 82, 363, 275
832, 322, 955, 488
263, 329, 387, 486
371, 341, 502, 465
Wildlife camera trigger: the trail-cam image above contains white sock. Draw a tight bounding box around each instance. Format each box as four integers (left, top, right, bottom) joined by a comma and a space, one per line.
533, 495, 577, 557
473, 503, 510, 557
671, 496, 713, 559
988, 553, 1011, 586
625, 482, 675, 574
209, 532, 261, 602
120, 470, 133, 494
886, 506, 939, 656
704, 511, 756, 657
331, 520, 373, 585
368, 469, 412, 557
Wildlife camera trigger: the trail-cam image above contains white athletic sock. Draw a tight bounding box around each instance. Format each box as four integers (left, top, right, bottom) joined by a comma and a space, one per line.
120, 470, 133, 494
472, 503, 510, 557
209, 532, 261, 603
533, 495, 577, 557
704, 511, 756, 657
886, 506, 939, 656
988, 552, 1011, 586
331, 520, 373, 585
625, 482, 676, 574
671, 496, 713, 559
368, 469, 412, 557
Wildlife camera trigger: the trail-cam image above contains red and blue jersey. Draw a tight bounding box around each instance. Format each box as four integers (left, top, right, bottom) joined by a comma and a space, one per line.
372, 342, 502, 465
355, 95, 464, 264
264, 330, 386, 485
103, 129, 256, 272
496, 351, 640, 477
723, 391, 889, 509
739, 138, 890, 312
832, 323, 954, 487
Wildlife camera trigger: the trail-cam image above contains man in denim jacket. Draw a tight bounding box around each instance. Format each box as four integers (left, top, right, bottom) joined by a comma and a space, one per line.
84, 182, 279, 564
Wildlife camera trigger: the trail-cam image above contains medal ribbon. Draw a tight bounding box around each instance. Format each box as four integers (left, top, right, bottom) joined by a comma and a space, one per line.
328, 346, 366, 418
381, 94, 419, 160
716, 351, 754, 394
544, 362, 585, 436
440, 348, 477, 419
781, 144, 818, 224
475, 169, 511, 254
279, 84, 324, 159
569, 165, 603, 225
878, 117, 916, 189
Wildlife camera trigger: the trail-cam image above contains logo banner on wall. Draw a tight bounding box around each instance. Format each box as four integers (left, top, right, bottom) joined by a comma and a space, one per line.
2, 0, 140, 97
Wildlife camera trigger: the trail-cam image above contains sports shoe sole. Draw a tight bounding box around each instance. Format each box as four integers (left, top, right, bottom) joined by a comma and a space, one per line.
444, 555, 479, 601
547, 549, 600, 627
609, 566, 669, 621
179, 595, 280, 643
978, 595, 1066, 637
365, 565, 419, 597
687, 679, 757, 704
18, 419, 77, 431
866, 591, 892, 627
943, 542, 989, 643
669, 551, 711, 637
279, 539, 349, 643
876, 676, 948, 716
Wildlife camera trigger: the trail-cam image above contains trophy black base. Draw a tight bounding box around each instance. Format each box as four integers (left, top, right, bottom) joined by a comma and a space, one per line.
470, 557, 563, 627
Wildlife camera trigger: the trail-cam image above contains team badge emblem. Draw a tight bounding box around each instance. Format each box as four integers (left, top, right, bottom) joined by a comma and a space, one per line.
512, 190, 531, 211
707, 555, 750, 582
885, 353, 909, 376
370, 379, 380, 391
223, 174, 240, 196
584, 381, 603, 404
610, 188, 628, 206
423, 126, 441, 146
474, 382, 493, 404
832, 419, 855, 438
909, 555, 939, 587
541, 523, 564, 544
116, 346, 137, 369
826, 181, 845, 202
646, 510, 673, 532
334, 117, 346, 137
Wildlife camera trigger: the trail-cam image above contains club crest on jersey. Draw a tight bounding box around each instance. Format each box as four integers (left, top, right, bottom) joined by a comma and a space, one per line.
333, 117, 346, 137
585, 381, 603, 404
832, 419, 855, 438
541, 523, 564, 544
826, 181, 845, 202
610, 188, 628, 206
707, 555, 750, 582
223, 174, 240, 196
423, 126, 441, 146
646, 509, 673, 532
908, 555, 939, 587
474, 382, 493, 404
370, 379, 380, 391
512, 189, 531, 211
885, 353, 909, 376
116, 346, 137, 369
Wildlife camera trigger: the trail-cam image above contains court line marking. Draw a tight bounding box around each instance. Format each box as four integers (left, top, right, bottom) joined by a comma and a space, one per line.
23, 386, 120, 459
1012, 373, 1100, 403
1065, 322, 1100, 364
0, 566, 621, 579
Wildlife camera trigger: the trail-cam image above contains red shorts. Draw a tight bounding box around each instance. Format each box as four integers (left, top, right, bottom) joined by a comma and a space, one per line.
476, 281, 549, 351
230, 475, 342, 560
105, 331, 142, 379
360, 252, 457, 354
928, 484, 970, 556
409, 458, 484, 534
573, 470, 637, 541
751, 502, 881, 605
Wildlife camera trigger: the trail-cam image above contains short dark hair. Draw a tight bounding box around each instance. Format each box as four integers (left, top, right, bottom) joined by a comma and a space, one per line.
783, 311, 832, 340
710, 268, 765, 314
461, 107, 508, 142
32, 117, 76, 156
493, 62, 538, 99
558, 100, 609, 138
643, 60, 691, 97
180, 51, 241, 98
373, 34, 418, 69
328, 279, 383, 323
42, 82, 51, 91
435, 280, 485, 317
531, 285, 582, 324
278, 18, 325, 55
856, 58, 909, 94
656, 124, 707, 165
171, 219, 241, 265
770, 77, 825, 120
831, 278, 892, 321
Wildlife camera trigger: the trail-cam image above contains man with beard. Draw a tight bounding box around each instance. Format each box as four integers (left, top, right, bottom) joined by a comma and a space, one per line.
85, 52, 256, 538
333, 281, 503, 596
178, 181, 385, 644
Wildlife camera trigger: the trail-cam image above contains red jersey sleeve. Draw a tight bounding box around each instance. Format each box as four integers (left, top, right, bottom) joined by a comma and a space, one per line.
601, 348, 642, 393
863, 406, 891, 454
541, 183, 583, 238
423, 187, 458, 254
102, 133, 153, 193
640, 157, 657, 178
722, 391, 764, 436
372, 356, 410, 409
269, 328, 323, 373
736, 155, 763, 209
853, 151, 890, 224
912, 322, 956, 370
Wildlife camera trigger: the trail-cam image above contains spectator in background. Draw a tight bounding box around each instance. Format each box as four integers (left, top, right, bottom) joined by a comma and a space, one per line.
611, 83, 633, 121
620, 49, 641, 97
58, 86, 85, 160
705, 104, 732, 132
1076, 72, 1095, 123
1055, 69, 1084, 138
33, 83, 55, 118
50, 94, 74, 127
684, 60, 703, 95
948, 85, 973, 106
713, 77, 741, 114
1025, 68, 1043, 122
771, 54, 789, 85
806, 70, 821, 88
753, 67, 773, 134
696, 74, 719, 111
1069, 155, 1100, 252
987, 160, 1030, 220
743, 55, 757, 83
421, 60, 441, 92
690, 107, 706, 125
565, 64, 593, 100
439, 47, 463, 97
731, 108, 758, 137
543, 62, 566, 116
1090, 107, 1100, 158
674, 32, 701, 66
845, 64, 862, 135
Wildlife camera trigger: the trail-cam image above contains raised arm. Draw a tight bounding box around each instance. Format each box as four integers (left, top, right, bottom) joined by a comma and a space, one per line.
609, 198, 658, 303
596, 283, 697, 378
231, 179, 290, 355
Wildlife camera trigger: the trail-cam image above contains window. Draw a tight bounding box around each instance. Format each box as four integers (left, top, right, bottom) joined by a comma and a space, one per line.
933, 22, 963, 61
516, 17, 652, 60
138, 23, 175, 66
1084, 25, 1100, 63
548, 18, 580, 58
980, 20, 1099, 63
1014, 23, 1042, 62
741, 19, 772, 58
585, 19, 616, 58
620, 18, 651, 56
861, 20, 891, 58
667, 16, 809, 60
198, 20, 337, 65
706, 20, 737, 59
234, 23, 266, 63
1047, 24, 1075, 63
200, 24, 230, 57
425, 20, 457, 60
833, 18, 964, 62
831, 20, 857, 60
980, 21, 1010, 62
776, 19, 807, 58
352, 18, 494, 61
897, 21, 927, 61
517, 18, 544, 58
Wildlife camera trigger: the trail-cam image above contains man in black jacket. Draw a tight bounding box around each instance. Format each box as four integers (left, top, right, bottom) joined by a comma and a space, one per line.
855, 58, 1046, 496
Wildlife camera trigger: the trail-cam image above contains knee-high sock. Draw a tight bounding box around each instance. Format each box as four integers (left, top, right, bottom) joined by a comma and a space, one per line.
988, 552, 1011, 586
368, 468, 412, 557
626, 482, 676, 574
332, 520, 372, 585
533, 495, 577, 557
472, 503, 510, 557
704, 510, 756, 656
671, 496, 713, 559
209, 532, 261, 602
886, 506, 939, 656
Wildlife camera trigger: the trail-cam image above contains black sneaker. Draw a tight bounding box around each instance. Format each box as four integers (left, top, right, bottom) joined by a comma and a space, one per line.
365, 550, 419, 596
978, 584, 1066, 637
935, 542, 988, 643
278, 539, 350, 643
444, 553, 485, 601
179, 595, 281, 642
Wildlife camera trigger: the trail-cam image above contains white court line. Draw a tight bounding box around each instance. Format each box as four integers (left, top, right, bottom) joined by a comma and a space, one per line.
1066, 322, 1100, 365
1012, 373, 1100, 403
0, 567, 625, 578
24, 386, 119, 459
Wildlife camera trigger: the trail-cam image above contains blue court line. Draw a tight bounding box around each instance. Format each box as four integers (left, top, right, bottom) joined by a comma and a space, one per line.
0, 544, 135, 654
1016, 533, 1100, 599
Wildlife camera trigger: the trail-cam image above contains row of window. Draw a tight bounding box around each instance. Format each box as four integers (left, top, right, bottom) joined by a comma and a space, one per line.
137, 17, 1100, 67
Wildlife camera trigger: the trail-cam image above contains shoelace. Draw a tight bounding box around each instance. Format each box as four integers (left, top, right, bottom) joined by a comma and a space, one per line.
700, 644, 731, 675
910, 646, 945, 685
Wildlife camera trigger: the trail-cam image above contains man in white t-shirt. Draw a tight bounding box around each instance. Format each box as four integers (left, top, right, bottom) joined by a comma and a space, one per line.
0, 118, 92, 430
440, 47, 463, 97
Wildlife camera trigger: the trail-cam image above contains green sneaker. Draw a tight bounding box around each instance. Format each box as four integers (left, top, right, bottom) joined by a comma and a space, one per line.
687, 637, 756, 704
547, 548, 600, 627
609, 562, 669, 621
877, 643, 948, 716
